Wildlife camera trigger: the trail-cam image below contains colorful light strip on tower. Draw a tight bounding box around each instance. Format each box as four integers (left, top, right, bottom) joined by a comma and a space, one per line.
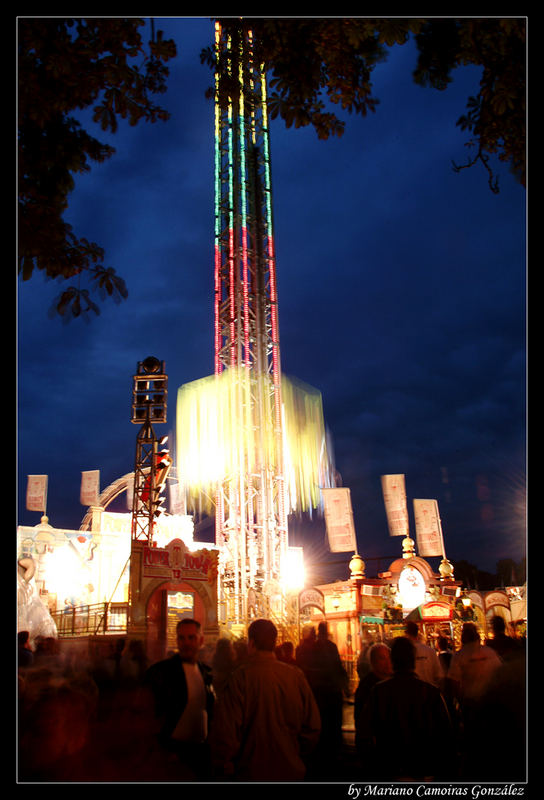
214, 21, 223, 376
226, 33, 236, 369
238, 42, 251, 368
191, 20, 337, 621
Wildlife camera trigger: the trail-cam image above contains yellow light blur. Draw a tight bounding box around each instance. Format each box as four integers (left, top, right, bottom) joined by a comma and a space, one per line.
281, 546, 305, 591
176, 369, 334, 516
42, 545, 88, 603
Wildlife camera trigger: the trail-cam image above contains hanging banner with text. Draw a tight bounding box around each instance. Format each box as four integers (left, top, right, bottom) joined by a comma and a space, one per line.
322, 487, 357, 553
413, 498, 444, 557
299, 587, 325, 614
169, 480, 185, 516
26, 475, 48, 513
80, 470, 100, 507
381, 474, 409, 537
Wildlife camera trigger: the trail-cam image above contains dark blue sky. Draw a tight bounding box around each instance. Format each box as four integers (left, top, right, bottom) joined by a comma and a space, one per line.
17, 17, 526, 579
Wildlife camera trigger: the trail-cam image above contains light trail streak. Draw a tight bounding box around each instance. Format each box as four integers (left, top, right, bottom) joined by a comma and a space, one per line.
176, 370, 335, 518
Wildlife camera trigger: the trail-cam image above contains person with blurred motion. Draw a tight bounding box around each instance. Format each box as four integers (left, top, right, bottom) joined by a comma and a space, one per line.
477, 630, 526, 781
295, 625, 317, 681
436, 635, 460, 735
447, 621, 502, 778
354, 643, 392, 762
405, 620, 443, 687
305, 621, 349, 775
209, 619, 321, 781
18, 630, 34, 668
211, 637, 236, 699
144, 618, 214, 778
356, 636, 376, 681
437, 636, 453, 673
486, 615, 521, 662
448, 622, 502, 706
119, 638, 148, 685
358, 636, 454, 781
276, 640, 297, 666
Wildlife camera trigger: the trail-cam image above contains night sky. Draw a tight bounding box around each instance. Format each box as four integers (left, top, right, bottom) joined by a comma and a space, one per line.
17, 18, 526, 582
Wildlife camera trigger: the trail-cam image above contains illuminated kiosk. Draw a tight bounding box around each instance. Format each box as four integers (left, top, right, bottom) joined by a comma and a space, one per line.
176, 20, 335, 632
306, 546, 462, 687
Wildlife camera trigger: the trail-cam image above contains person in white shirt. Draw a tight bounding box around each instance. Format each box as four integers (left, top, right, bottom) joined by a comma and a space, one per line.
405, 621, 443, 687
447, 622, 501, 703
144, 618, 214, 777
447, 622, 502, 779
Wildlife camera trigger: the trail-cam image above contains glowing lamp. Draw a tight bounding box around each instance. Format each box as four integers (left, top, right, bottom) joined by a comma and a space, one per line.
398, 565, 426, 610
281, 546, 305, 591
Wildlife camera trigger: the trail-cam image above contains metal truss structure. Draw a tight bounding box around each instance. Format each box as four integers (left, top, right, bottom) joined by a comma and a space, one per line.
213, 21, 288, 624
130, 357, 170, 544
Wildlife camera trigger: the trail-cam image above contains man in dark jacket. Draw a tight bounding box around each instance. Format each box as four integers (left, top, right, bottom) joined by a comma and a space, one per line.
358, 636, 454, 781
486, 615, 521, 662
144, 618, 214, 777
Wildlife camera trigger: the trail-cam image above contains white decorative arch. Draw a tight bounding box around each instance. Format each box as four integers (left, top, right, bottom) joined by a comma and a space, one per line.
79, 471, 136, 530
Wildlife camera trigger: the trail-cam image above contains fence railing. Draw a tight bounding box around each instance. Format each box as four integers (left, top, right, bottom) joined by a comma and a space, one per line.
51, 602, 129, 637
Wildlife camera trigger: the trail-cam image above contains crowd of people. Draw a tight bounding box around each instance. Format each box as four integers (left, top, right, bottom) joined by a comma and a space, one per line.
354, 618, 526, 782
17, 615, 526, 783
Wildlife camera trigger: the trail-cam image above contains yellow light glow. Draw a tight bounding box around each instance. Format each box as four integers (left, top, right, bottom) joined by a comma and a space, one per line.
42, 545, 89, 604
176, 369, 334, 516
281, 546, 305, 591
398, 566, 426, 610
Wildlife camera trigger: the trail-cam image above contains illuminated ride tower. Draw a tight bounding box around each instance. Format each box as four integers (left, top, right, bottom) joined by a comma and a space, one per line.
177, 21, 334, 628
213, 20, 286, 625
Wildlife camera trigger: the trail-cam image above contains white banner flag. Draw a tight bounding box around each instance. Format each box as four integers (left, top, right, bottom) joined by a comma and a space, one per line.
169, 481, 185, 516
26, 475, 48, 513
413, 499, 444, 557
322, 487, 357, 553
381, 474, 409, 537
80, 470, 100, 507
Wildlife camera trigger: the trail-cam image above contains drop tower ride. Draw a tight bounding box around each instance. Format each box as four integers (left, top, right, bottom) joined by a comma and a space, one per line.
177, 20, 334, 628
213, 20, 287, 625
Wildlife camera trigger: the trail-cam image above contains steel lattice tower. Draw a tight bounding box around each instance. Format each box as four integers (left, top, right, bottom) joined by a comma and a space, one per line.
213, 21, 288, 624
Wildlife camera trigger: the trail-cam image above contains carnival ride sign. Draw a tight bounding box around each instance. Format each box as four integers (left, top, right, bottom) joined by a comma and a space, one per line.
484, 591, 510, 611
298, 587, 325, 614
143, 539, 218, 582
419, 601, 453, 621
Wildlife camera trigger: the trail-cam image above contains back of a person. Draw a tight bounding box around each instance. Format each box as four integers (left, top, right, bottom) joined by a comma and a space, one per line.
405, 623, 441, 687
486, 615, 520, 662
358, 636, 454, 780
487, 632, 520, 662
366, 664, 452, 779
231, 655, 316, 780
373, 671, 447, 743
210, 622, 320, 781
412, 639, 442, 686
449, 640, 501, 700
312, 625, 349, 696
